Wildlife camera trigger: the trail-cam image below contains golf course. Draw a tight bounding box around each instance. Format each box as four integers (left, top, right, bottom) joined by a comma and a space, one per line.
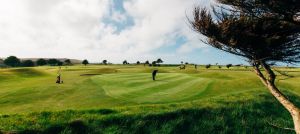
0, 65, 299, 133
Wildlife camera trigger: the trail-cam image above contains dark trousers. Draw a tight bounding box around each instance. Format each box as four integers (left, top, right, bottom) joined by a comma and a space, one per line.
152, 70, 158, 81
56, 76, 61, 84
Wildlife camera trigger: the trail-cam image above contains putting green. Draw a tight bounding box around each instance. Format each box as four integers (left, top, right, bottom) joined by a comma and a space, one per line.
91, 72, 263, 103
92, 73, 208, 103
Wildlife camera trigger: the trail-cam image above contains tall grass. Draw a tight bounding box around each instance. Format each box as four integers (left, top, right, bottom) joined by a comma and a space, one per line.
0, 92, 298, 134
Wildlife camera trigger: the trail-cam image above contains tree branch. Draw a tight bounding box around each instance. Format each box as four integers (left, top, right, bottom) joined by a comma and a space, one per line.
253, 62, 268, 86
260, 61, 276, 84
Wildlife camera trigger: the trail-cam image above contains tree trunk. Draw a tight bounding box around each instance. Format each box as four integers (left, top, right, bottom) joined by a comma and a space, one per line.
253, 62, 300, 134
293, 111, 300, 134
266, 82, 300, 133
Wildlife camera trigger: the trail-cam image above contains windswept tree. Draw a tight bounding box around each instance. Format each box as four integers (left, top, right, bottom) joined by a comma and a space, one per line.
144, 60, 149, 67
189, 0, 300, 132
123, 60, 128, 65
4, 56, 20, 67
156, 58, 163, 66
156, 58, 164, 66
82, 59, 89, 66
145, 60, 150, 65
102, 60, 108, 65
36, 59, 47, 66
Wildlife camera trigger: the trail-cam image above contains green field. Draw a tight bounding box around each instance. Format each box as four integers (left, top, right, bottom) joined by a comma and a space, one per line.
0, 65, 299, 133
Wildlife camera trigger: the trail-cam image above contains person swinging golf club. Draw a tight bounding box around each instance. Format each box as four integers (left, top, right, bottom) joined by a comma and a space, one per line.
152, 70, 158, 81
56, 67, 63, 84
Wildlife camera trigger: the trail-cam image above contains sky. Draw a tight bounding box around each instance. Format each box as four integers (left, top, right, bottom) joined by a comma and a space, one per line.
0, 0, 247, 65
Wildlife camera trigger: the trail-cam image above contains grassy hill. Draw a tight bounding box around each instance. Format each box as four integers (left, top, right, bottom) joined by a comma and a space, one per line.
0, 65, 299, 133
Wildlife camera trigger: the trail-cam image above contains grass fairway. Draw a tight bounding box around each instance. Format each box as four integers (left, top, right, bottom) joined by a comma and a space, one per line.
0, 65, 300, 133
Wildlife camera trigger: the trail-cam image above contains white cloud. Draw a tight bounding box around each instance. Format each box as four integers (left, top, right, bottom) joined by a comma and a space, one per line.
0, 0, 213, 63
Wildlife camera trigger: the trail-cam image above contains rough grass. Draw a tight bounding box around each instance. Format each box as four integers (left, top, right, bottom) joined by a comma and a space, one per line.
0, 93, 298, 134
0, 65, 299, 133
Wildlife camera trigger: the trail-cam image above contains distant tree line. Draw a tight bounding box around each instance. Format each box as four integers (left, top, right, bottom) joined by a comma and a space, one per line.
146, 58, 164, 67
120, 58, 164, 67
1, 56, 252, 69
80, 58, 250, 69
1, 56, 73, 67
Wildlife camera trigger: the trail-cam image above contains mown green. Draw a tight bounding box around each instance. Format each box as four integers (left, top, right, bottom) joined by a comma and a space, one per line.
0, 65, 299, 134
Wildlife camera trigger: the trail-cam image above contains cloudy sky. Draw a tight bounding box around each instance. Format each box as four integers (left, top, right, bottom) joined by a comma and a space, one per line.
0, 0, 246, 64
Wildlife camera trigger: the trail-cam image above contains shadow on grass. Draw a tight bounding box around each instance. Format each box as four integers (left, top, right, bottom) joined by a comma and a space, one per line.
6, 94, 300, 134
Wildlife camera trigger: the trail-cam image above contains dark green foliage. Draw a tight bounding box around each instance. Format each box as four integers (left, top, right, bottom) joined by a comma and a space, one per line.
152, 61, 157, 66
218, 0, 300, 25
189, 1, 300, 64
47, 59, 59, 66
67, 120, 88, 134
136, 61, 140, 65
102, 60, 108, 65
226, 64, 232, 69
4, 56, 21, 67
57, 61, 63, 66
145, 60, 149, 64
64, 59, 71, 65
82, 59, 89, 66
123, 60, 128, 65
36, 59, 47, 66
21, 60, 35, 67
156, 58, 163, 64
205, 64, 211, 69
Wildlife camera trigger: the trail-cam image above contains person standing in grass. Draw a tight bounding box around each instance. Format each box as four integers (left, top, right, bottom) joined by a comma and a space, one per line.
56, 67, 62, 84
152, 70, 158, 81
